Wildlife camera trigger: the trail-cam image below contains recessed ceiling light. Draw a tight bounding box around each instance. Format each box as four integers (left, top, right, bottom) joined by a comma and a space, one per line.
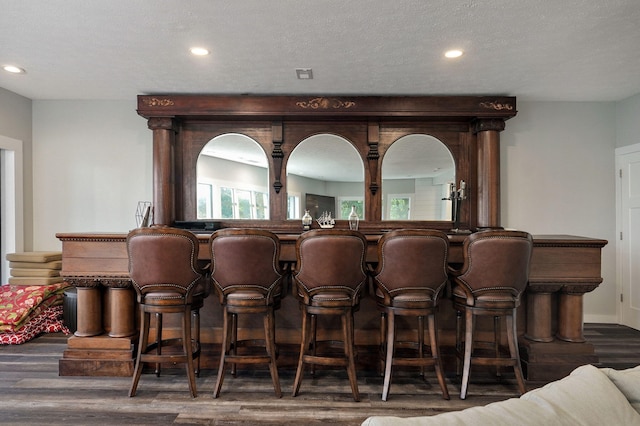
3, 65, 26, 74
296, 68, 313, 79
190, 47, 210, 56
444, 50, 463, 59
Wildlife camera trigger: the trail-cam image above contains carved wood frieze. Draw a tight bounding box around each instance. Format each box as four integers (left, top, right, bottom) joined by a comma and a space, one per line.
295, 97, 356, 109
141, 97, 175, 107
63, 275, 131, 288
479, 100, 514, 111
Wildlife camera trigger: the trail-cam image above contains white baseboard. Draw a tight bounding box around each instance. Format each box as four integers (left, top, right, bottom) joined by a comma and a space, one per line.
584, 314, 618, 324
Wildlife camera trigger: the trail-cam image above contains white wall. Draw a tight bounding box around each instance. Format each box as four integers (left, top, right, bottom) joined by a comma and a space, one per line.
616, 93, 640, 148
32, 100, 152, 249
502, 101, 617, 322
0, 88, 32, 252
18, 98, 634, 322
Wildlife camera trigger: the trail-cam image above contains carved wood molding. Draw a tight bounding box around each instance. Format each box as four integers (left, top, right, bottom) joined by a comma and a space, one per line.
472, 118, 506, 133
479, 100, 514, 111
63, 275, 131, 288
141, 96, 175, 107
367, 122, 380, 195
147, 117, 176, 131
295, 97, 356, 109
271, 121, 284, 194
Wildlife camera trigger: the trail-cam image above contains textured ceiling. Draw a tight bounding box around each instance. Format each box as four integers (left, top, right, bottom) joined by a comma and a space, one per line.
1, 0, 639, 102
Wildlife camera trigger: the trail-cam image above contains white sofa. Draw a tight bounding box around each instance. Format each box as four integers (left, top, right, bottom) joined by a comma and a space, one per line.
362, 364, 640, 426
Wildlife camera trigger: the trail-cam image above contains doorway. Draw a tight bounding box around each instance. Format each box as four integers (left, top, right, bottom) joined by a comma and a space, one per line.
0, 135, 24, 284
616, 143, 640, 330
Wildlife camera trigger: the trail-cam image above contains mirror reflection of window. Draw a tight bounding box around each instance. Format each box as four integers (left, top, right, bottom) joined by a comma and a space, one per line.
287, 134, 364, 220
197, 133, 269, 220
381, 134, 455, 221
387, 194, 412, 220
339, 198, 364, 220
287, 193, 301, 219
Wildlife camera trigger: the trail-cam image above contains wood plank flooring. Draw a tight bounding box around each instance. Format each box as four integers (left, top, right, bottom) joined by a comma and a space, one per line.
0, 323, 639, 425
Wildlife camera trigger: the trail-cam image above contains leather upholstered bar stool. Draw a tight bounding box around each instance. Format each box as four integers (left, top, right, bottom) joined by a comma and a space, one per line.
209, 229, 284, 398
127, 227, 210, 398
450, 229, 533, 399
373, 229, 450, 401
292, 229, 368, 402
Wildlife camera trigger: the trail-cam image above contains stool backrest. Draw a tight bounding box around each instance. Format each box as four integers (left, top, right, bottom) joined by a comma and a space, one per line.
294, 229, 368, 300
374, 229, 449, 302
209, 228, 283, 303
457, 230, 533, 297
127, 227, 204, 300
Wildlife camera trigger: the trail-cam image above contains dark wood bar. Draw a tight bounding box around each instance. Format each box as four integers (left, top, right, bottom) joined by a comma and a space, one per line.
57, 232, 606, 381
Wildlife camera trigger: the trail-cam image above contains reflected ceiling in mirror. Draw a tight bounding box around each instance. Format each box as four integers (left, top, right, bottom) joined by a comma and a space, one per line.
287, 134, 364, 220
382, 134, 455, 221
287, 134, 363, 182
197, 133, 269, 220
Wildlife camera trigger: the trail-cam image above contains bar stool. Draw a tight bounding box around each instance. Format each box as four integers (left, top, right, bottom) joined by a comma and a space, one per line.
209, 229, 284, 398
373, 229, 450, 401
292, 229, 368, 402
450, 229, 533, 399
127, 227, 210, 398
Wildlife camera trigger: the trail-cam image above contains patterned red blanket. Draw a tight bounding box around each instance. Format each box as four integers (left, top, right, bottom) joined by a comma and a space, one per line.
0, 283, 71, 344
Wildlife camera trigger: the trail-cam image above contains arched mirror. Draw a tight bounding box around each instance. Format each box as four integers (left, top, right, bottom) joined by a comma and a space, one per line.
196, 133, 269, 219
381, 134, 455, 221
286, 134, 364, 221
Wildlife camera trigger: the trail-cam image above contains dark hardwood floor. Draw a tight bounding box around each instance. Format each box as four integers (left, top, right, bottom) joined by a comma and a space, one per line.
0, 323, 639, 425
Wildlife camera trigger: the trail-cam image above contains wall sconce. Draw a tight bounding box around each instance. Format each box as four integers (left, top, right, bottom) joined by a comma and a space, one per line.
302, 210, 312, 231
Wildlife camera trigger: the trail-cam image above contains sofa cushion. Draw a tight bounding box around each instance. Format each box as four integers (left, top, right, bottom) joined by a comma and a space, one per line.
362, 397, 558, 426
362, 364, 640, 426
520, 364, 640, 425
600, 365, 640, 414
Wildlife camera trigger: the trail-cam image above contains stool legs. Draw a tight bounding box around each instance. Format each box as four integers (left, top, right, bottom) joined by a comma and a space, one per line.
460, 308, 475, 400
129, 305, 200, 398
155, 313, 162, 377
129, 310, 150, 397
264, 307, 282, 397
292, 306, 360, 402
292, 307, 310, 398
457, 307, 526, 399
428, 314, 450, 400
214, 306, 232, 398
382, 309, 449, 401
181, 306, 197, 397
381, 310, 395, 401
507, 309, 527, 395
343, 310, 360, 402
214, 305, 281, 398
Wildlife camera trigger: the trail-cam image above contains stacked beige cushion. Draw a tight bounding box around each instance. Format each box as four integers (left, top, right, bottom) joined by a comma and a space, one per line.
7, 252, 63, 285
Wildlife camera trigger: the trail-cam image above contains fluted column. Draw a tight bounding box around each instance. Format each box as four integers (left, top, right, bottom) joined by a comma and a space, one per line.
473, 118, 505, 229
148, 117, 177, 226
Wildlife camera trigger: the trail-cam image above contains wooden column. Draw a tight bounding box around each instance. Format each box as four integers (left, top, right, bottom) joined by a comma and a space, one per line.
74, 285, 103, 337
556, 283, 600, 343
525, 284, 562, 342
106, 286, 136, 338
473, 119, 505, 229
148, 117, 177, 226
